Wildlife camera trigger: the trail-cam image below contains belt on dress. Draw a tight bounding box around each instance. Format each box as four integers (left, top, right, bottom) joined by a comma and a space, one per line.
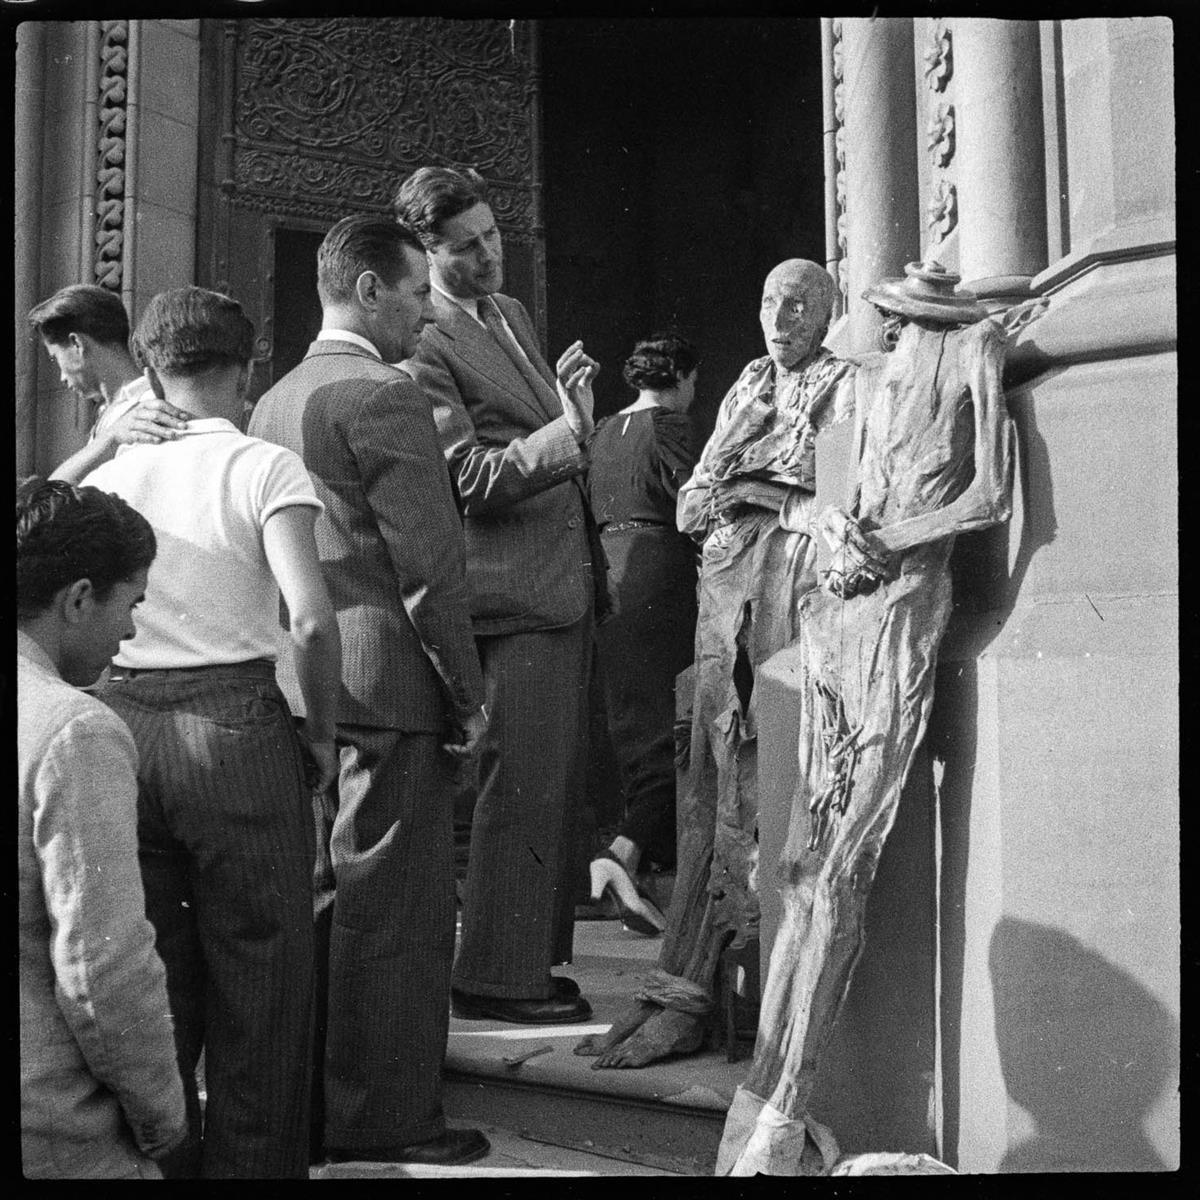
601, 519, 668, 535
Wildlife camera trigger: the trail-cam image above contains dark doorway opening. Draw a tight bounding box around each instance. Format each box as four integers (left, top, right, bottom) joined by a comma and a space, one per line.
540, 17, 825, 439
271, 227, 325, 388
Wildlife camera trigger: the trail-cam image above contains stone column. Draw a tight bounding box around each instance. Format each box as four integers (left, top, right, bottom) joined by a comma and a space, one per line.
952, 19, 1047, 300
15, 22, 46, 477
842, 16, 921, 353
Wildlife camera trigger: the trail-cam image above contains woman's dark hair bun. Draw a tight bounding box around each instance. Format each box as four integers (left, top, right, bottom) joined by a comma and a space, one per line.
622, 331, 699, 391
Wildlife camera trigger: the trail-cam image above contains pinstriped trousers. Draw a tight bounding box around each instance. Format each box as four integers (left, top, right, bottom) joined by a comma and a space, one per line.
313, 727, 456, 1150
101, 662, 314, 1180
453, 615, 593, 999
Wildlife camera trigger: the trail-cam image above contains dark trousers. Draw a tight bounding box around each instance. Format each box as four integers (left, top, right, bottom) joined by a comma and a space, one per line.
312, 726, 456, 1150
101, 663, 314, 1180
453, 616, 592, 999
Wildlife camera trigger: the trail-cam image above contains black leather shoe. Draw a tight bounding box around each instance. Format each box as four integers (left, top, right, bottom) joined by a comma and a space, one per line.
551, 975, 581, 999
326, 1127, 490, 1166
451, 986, 592, 1024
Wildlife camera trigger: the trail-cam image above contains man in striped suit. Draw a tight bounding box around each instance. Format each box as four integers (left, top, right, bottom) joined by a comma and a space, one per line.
249, 216, 489, 1167
395, 166, 602, 1025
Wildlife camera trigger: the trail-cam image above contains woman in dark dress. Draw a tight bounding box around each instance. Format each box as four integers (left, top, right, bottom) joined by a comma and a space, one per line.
587, 333, 700, 934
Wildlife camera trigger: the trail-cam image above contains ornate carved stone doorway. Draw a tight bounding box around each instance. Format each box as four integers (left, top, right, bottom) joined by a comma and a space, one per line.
195, 16, 546, 400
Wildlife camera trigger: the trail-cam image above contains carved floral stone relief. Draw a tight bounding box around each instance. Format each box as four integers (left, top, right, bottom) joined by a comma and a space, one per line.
926, 103, 955, 169
228, 17, 538, 235
923, 20, 956, 245
922, 20, 953, 93
927, 177, 957, 241
831, 18, 848, 307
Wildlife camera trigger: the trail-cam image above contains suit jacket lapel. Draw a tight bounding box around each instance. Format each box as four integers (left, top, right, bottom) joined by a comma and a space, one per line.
434, 294, 558, 425
492, 295, 563, 423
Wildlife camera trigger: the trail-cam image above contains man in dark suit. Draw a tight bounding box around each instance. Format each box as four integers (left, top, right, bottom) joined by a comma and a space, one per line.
248, 216, 489, 1167
395, 166, 601, 1025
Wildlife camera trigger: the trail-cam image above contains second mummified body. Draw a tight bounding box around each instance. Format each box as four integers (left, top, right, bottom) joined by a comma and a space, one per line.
718, 262, 1019, 1175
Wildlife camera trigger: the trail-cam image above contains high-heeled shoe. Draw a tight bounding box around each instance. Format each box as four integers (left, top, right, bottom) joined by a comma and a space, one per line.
589, 850, 667, 935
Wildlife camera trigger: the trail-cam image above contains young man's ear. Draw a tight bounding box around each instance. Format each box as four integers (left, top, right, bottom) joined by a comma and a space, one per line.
355, 271, 381, 310
144, 366, 166, 400
58, 331, 89, 363
58, 578, 96, 624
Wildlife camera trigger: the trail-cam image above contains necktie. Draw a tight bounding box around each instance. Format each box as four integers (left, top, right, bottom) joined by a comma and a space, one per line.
479, 296, 558, 409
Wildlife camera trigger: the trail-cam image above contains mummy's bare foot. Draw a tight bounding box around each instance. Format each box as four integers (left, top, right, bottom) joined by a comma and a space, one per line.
574, 1001, 658, 1057
591, 1008, 705, 1070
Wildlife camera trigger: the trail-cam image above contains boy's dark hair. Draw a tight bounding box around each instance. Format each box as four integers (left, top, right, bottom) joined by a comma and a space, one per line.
392, 166, 490, 248
131, 287, 255, 376
17, 477, 156, 618
316, 215, 425, 306
27, 284, 131, 349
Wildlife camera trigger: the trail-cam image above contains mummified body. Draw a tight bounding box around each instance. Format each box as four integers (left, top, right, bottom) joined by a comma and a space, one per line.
717, 262, 1017, 1176
576, 260, 855, 1069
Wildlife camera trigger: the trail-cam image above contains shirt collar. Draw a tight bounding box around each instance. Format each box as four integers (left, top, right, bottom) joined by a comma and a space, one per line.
177, 417, 241, 437
317, 329, 382, 358
96, 373, 152, 415
432, 281, 484, 326
114, 374, 153, 405
17, 628, 60, 679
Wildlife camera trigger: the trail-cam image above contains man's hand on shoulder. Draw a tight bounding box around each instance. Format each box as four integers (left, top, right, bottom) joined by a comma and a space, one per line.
51, 391, 194, 482
110, 394, 193, 445
555, 340, 599, 442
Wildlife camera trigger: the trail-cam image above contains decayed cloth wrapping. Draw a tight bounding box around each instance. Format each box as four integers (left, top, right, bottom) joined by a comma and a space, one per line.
633, 969, 715, 1015
677, 351, 853, 540
660, 349, 855, 976
831, 1151, 956, 1175
657, 508, 815, 983
716, 1085, 839, 1176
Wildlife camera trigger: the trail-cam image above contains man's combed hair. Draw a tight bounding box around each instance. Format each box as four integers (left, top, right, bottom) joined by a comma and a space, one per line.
17, 477, 156, 618
622, 332, 700, 392
392, 166, 489, 248
131, 287, 255, 376
27, 284, 131, 349
316, 215, 425, 307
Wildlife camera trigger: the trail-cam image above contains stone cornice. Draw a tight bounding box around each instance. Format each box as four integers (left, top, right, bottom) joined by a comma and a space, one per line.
1006, 242, 1176, 384
1031, 218, 1175, 295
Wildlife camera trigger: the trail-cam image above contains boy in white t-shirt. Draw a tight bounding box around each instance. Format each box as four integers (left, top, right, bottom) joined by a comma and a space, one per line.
84, 287, 341, 1180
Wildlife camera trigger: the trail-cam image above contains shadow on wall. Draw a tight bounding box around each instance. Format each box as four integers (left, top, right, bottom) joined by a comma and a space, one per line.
988, 917, 1178, 1173
925, 660, 980, 1169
